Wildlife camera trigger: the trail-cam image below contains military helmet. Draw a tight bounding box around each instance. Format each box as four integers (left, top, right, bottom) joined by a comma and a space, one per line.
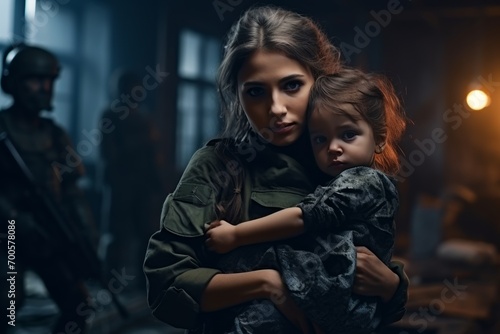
1, 43, 60, 95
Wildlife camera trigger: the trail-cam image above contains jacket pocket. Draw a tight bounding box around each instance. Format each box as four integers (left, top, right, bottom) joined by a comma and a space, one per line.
251, 189, 307, 211
162, 183, 216, 237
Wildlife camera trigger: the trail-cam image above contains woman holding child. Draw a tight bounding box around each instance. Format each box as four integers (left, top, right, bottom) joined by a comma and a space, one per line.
144, 5, 408, 334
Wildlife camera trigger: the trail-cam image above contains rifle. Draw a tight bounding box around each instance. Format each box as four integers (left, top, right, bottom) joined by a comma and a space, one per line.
0, 132, 129, 318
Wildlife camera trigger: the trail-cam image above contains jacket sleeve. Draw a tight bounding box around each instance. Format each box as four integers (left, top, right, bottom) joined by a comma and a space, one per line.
297, 166, 398, 239
380, 260, 409, 325
143, 147, 228, 329
145, 227, 221, 329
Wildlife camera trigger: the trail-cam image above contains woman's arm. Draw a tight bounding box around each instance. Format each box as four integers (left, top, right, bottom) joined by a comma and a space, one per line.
146, 228, 304, 327
205, 207, 305, 253
202, 268, 318, 333
200, 269, 279, 311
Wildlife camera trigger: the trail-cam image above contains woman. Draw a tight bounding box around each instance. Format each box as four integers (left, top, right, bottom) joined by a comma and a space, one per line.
144, 6, 407, 333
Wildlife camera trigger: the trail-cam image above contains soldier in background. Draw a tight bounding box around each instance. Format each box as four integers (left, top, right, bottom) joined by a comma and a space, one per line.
99, 70, 166, 291
0, 43, 96, 333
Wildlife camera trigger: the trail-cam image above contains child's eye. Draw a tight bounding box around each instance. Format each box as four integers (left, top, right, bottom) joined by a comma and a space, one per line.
342, 131, 358, 141
246, 87, 264, 97
311, 135, 326, 145
284, 80, 303, 92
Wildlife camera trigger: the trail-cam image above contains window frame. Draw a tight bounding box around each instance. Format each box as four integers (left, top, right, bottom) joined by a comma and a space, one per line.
175, 28, 222, 170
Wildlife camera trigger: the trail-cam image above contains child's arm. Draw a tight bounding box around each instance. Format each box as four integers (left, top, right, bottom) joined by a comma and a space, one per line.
205, 207, 304, 253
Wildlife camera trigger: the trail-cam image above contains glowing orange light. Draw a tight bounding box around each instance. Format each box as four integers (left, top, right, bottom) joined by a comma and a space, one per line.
466, 89, 490, 110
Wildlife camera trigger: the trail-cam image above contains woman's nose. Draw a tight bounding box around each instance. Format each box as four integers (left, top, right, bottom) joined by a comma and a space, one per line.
270, 92, 286, 116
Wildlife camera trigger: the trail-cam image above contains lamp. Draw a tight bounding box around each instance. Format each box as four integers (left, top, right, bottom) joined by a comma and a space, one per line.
466, 89, 491, 111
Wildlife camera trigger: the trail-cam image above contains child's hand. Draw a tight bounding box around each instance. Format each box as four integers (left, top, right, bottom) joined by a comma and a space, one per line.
205, 220, 239, 254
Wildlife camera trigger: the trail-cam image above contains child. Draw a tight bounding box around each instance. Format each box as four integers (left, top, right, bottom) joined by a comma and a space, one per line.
205, 68, 407, 334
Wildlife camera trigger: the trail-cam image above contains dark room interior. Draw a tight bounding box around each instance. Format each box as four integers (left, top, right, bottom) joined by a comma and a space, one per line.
0, 0, 499, 333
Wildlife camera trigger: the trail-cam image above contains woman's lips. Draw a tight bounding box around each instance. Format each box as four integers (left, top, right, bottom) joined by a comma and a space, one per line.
271, 122, 295, 134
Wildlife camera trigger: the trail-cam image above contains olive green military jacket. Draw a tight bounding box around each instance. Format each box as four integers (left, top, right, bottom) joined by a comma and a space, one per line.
143, 140, 408, 331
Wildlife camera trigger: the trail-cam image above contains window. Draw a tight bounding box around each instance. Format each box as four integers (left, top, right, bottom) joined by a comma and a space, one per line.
0, 0, 14, 41
176, 29, 221, 169
25, 0, 77, 54
0, 0, 15, 109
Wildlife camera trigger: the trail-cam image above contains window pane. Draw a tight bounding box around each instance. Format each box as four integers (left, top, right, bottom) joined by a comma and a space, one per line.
55, 64, 73, 97
178, 30, 201, 79
176, 83, 199, 168
50, 63, 73, 132
0, 93, 12, 110
26, 3, 76, 53
202, 37, 221, 82
0, 0, 14, 41
0, 46, 12, 108
202, 88, 219, 142
78, 2, 110, 163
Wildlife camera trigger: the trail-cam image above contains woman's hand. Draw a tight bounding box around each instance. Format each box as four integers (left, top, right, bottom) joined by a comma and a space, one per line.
263, 270, 322, 334
205, 220, 239, 253
353, 246, 400, 302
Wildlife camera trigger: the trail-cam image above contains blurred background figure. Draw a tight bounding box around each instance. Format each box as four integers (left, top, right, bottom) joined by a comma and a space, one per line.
0, 43, 97, 333
98, 69, 166, 292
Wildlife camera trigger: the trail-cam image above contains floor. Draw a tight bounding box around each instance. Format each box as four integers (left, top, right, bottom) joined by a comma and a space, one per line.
6, 271, 186, 334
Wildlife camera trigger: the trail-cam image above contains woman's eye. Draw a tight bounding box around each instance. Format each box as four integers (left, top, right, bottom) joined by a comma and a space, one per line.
284, 80, 302, 92
246, 87, 264, 97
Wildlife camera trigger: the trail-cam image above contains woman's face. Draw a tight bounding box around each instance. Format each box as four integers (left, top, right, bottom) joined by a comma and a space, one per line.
237, 50, 314, 146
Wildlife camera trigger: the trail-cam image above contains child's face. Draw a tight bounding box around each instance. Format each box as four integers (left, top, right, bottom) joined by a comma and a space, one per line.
309, 106, 379, 177
237, 50, 314, 146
